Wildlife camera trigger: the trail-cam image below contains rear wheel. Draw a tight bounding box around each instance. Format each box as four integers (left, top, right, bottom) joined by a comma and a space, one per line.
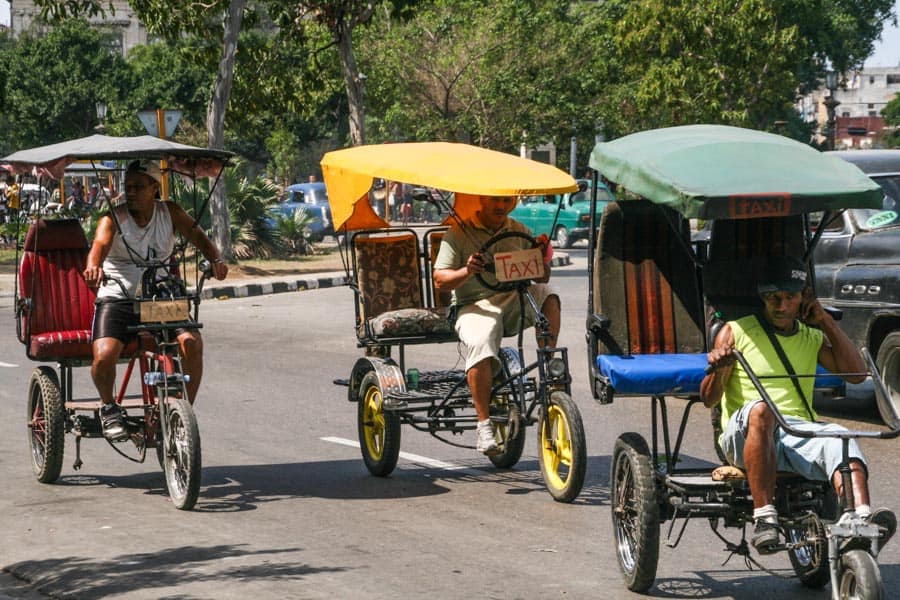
787, 513, 830, 588
838, 549, 883, 599
162, 398, 202, 510
611, 432, 660, 593
28, 366, 65, 483
875, 332, 900, 426
357, 371, 401, 476
537, 391, 586, 502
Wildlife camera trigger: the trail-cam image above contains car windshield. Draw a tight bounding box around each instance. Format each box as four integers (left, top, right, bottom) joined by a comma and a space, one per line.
850, 174, 900, 231
306, 187, 328, 204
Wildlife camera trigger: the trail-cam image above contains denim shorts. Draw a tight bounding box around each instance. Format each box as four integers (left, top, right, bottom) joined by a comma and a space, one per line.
721, 399, 867, 481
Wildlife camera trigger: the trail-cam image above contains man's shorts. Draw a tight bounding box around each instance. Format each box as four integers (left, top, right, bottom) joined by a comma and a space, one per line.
92, 299, 140, 344
454, 283, 555, 372
721, 399, 867, 481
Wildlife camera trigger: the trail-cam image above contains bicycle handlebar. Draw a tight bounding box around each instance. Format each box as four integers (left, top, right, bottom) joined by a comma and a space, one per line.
732, 348, 900, 440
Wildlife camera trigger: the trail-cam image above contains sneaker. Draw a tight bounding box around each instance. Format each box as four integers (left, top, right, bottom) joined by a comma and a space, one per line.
840, 508, 896, 553
100, 403, 128, 441
869, 508, 897, 550
476, 420, 500, 456
751, 520, 780, 555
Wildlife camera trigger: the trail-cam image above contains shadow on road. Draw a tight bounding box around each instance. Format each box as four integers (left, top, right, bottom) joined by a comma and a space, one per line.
7, 544, 341, 599
52, 455, 614, 512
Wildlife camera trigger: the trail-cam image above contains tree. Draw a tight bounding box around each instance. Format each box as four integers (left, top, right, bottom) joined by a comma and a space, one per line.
601, 0, 895, 137
358, 0, 608, 159
0, 19, 128, 153
882, 93, 900, 148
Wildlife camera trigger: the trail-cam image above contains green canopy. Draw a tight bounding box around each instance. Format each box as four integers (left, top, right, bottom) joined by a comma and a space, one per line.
589, 125, 883, 219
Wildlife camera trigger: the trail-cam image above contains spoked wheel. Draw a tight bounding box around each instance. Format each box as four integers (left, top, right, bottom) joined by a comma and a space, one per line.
875, 331, 900, 426
611, 432, 660, 593
537, 391, 586, 502
27, 366, 65, 483
838, 549, 883, 599
787, 513, 830, 588
487, 396, 526, 469
357, 371, 401, 476
161, 398, 201, 510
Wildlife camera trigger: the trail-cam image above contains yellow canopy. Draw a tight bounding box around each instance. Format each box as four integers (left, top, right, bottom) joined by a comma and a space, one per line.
321, 142, 579, 231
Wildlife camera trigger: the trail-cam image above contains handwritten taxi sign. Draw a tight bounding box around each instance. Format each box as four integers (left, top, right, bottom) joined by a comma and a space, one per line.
728, 193, 792, 219
493, 247, 544, 283
139, 299, 190, 323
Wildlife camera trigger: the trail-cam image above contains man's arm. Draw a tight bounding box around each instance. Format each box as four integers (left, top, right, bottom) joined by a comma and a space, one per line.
167, 203, 228, 281
802, 291, 866, 383
434, 252, 485, 292
83, 214, 116, 287
700, 324, 736, 408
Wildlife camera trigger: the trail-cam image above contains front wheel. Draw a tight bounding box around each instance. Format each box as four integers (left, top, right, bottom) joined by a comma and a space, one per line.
839, 549, 883, 599
28, 366, 65, 483
611, 432, 660, 593
357, 371, 401, 476
787, 513, 829, 588
162, 398, 202, 510
537, 391, 586, 502
875, 331, 900, 426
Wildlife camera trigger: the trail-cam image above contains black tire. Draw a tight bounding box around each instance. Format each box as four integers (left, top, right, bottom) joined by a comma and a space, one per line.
611, 432, 660, 593
787, 513, 830, 588
875, 331, 900, 426
357, 371, 401, 477
537, 391, 586, 502
488, 400, 526, 469
27, 366, 65, 483
554, 225, 572, 249
839, 549, 883, 600
161, 398, 202, 510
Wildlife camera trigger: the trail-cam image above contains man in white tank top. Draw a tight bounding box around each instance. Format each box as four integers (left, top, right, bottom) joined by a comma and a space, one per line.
83, 160, 228, 440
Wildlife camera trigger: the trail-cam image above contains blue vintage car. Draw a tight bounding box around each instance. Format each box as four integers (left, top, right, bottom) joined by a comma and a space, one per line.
270, 181, 334, 241
508, 178, 613, 248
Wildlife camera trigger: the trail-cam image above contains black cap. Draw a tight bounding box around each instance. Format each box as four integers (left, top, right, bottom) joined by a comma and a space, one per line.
757, 257, 808, 294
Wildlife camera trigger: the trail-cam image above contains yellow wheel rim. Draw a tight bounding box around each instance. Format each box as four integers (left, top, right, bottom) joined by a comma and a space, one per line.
362, 385, 386, 460
541, 403, 573, 490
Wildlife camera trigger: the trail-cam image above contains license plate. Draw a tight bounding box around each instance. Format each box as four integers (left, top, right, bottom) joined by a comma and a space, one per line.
139, 299, 189, 323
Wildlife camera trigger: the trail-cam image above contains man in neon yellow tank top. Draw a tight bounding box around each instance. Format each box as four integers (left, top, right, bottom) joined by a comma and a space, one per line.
701, 257, 895, 555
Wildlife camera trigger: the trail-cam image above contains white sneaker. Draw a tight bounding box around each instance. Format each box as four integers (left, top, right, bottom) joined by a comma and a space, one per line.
476, 420, 500, 455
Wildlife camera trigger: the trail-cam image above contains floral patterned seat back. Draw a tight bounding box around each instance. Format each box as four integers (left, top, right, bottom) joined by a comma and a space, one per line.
355, 233, 423, 319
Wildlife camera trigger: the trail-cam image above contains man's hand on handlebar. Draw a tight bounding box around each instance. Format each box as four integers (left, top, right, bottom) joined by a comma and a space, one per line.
706, 345, 736, 374
466, 252, 485, 276
210, 259, 228, 281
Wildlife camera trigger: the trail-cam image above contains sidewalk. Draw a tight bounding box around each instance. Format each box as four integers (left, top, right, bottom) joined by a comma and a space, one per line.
0, 254, 570, 301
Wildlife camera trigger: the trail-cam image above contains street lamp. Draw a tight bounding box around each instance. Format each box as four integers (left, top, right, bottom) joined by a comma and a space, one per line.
823, 70, 841, 151
94, 101, 108, 134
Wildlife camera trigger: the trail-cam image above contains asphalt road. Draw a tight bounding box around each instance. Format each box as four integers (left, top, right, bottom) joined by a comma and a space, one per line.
1, 249, 898, 599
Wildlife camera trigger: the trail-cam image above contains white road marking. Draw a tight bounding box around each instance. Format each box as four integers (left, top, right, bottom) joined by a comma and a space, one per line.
0, 361, 18, 368
321, 436, 484, 476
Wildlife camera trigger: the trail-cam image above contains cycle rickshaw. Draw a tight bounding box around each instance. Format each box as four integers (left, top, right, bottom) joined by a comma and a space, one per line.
584, 125, 900, 597
323, 142, 587, 502
5, 134, 233, 510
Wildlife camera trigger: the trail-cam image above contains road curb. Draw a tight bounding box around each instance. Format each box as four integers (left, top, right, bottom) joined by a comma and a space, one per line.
0, 253, 571, 301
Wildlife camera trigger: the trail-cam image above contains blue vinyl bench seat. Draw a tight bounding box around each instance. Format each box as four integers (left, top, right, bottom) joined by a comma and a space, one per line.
595, 353, 844, 399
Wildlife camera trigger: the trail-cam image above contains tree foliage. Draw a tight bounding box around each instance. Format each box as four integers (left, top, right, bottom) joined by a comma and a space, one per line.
0, 19, 128, 153
882, 93, 900, 148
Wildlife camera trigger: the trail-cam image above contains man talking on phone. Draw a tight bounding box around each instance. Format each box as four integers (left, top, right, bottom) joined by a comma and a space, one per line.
701, 257, 896, 555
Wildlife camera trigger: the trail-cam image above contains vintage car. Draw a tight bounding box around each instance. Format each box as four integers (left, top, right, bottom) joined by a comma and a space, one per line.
509, 178, 613, 248
814, 149, 900, 422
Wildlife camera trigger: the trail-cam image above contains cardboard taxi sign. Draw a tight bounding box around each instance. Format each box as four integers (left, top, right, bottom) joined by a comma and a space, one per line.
493, 247, 544, 283
139, 299, 190, 323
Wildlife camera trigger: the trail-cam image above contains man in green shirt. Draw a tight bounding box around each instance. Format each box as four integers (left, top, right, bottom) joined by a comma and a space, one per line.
434, 194, 559, 455
701, 257, 895, 554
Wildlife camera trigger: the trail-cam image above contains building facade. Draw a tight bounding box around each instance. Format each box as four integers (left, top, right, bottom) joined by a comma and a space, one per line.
10, 0, 149, 55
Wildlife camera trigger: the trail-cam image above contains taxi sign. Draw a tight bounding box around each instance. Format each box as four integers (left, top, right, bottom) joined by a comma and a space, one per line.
493, 248, 544, 283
